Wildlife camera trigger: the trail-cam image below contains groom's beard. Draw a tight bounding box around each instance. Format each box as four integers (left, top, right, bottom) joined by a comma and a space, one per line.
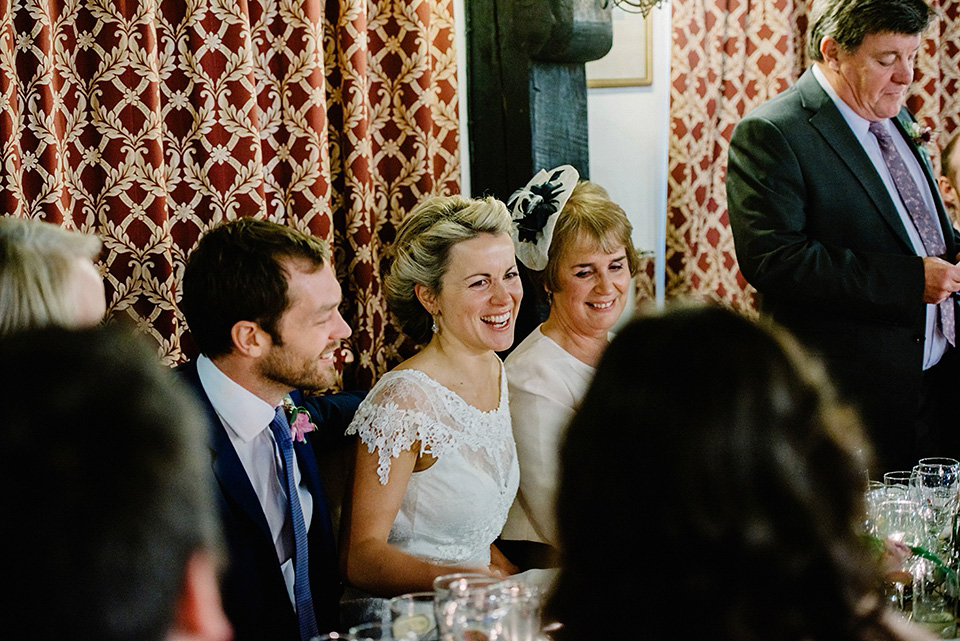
257, 341, 337, 392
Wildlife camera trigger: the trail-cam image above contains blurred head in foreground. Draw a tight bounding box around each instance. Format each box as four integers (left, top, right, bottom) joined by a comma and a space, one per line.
548, 305, 888, 641
0, 326, 232, 641
0, 216, 106, 335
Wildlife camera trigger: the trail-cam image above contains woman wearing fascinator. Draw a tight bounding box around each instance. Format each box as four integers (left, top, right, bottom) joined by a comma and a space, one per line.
499, 166, 640, 569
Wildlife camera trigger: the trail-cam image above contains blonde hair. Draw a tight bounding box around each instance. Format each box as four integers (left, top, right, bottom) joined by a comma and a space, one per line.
543, 181, 640, 292
386, 195, 513, 343
0, 217, 102, 335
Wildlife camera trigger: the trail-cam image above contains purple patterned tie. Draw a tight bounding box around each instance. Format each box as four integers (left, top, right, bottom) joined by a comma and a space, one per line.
269, 408, 319, 641
870, 121, 956, 346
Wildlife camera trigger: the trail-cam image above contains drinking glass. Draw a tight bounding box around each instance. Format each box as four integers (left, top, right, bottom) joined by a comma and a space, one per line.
911, 555, 959, 639
864, 480, 887, 536
915, 459, 960, 562
432, 575, 541, 641
884, 470, 917, 499
490, 581, 541, 641
389, 592, 437, 641
876, 499, 921, 546
433, 573, 503, 641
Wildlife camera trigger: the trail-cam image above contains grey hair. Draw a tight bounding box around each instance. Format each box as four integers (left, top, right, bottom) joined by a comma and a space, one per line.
807, 0, 932, 62
0, 217, 102, 335
386, 195, 513, 343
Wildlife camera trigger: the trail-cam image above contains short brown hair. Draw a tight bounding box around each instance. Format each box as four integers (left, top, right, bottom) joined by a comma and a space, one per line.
181, 218, 331, 358
543, 181, 640, 293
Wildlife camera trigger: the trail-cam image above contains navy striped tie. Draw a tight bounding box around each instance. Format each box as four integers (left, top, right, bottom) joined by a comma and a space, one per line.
270, 408, 319, 641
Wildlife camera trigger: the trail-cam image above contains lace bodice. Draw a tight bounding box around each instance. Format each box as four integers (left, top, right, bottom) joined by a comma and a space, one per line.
346, 367, 519, 566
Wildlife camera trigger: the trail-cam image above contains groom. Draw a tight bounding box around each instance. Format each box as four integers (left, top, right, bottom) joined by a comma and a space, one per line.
178, 218, 361, 641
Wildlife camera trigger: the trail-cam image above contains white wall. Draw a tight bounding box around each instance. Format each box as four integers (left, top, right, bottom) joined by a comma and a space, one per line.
454, 1, 672, 306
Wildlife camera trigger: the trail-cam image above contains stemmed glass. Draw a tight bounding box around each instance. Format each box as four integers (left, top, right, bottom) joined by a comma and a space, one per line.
915, 458, 960, 563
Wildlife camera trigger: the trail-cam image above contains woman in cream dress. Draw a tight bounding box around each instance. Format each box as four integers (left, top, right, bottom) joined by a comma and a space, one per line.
500, 167, 640, 567
340, 196, 522, 609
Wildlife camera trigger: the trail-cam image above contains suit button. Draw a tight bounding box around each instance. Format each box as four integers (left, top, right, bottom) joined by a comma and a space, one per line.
915, 336, 923, 344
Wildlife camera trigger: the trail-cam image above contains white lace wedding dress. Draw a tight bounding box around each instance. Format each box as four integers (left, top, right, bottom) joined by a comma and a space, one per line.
346, 366, 520, 569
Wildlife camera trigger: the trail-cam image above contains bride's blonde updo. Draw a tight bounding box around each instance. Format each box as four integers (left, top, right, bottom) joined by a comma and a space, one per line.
386, 195, 512, 343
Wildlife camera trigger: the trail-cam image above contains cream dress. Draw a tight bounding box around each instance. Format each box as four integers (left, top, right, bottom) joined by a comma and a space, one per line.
347, 366, 520, 568
501, 326, 594, 546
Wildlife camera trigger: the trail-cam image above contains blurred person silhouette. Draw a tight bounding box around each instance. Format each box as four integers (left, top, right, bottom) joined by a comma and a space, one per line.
548, 305, 934, 641
0, 216, 105, 334
0, 325, 232, 641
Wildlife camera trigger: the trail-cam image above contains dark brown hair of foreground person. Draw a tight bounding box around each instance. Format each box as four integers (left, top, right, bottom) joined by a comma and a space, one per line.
547, 305, 899, 641
0, 326, 224, 641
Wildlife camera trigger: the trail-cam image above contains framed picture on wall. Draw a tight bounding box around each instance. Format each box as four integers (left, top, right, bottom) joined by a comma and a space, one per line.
586, 10, 653, 88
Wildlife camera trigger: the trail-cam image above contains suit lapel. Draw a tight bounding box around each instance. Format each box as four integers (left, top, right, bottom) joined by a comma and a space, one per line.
797, 70, 916, 252
179, 361, 273, 540
210, 420, 274, 540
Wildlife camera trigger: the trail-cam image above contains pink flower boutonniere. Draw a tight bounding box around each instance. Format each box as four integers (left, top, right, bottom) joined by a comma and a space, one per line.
282, 396, 317, 443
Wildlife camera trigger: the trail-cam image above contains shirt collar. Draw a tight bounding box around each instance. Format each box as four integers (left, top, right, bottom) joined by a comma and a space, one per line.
196, 354, 277, 443
812, 64, 890, 140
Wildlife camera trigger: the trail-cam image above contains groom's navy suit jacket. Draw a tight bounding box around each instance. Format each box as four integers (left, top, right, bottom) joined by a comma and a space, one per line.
727, 67, 960, 469
178, 360, 363, 641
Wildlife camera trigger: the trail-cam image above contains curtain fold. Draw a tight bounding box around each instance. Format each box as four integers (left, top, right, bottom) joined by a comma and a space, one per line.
1, 0, 461, 389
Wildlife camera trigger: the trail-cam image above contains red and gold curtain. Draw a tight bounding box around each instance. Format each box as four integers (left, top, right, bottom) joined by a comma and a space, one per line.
665, 0, 960, 311
1, 0, 460, 388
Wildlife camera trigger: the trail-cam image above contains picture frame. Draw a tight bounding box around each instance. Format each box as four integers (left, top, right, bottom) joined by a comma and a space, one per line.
586, 10, 653, 88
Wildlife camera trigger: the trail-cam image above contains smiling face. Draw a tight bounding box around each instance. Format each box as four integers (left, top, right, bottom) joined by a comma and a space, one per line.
423, 232, 523, 355
548, 234, 631, 339
823, 31, 921, 121
258, 260, 351, 391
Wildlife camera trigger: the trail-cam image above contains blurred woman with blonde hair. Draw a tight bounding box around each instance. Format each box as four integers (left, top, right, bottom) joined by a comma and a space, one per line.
0, 217, 105, 334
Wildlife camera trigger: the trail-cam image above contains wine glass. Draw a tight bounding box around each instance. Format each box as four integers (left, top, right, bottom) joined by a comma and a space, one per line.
915, 458, 960, 562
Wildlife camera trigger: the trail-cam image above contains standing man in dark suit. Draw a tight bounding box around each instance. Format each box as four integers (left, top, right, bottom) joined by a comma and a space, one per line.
727, 0, 960, 471
178, 218, 355, 641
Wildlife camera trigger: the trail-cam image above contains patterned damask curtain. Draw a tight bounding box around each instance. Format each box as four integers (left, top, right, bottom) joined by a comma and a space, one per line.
666, 0, 960, 312
0, 0, 460, 389
908, 0, 960, 155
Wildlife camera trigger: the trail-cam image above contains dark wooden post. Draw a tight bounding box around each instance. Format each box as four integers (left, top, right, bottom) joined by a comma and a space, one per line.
466, 0, 613, 200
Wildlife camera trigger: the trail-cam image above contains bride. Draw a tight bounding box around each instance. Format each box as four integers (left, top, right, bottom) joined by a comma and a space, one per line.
340, 195, 522, 601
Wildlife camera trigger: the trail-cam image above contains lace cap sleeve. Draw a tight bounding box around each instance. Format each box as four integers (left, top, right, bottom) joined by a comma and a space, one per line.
345, 371, 447, 485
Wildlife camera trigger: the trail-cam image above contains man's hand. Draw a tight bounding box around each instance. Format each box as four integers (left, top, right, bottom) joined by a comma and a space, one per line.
922, 256, 960, 303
